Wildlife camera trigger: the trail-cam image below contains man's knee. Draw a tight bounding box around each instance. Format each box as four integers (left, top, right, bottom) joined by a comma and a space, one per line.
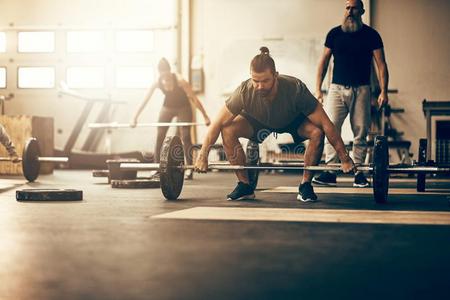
221, 125, 239, 145
306, 127, 325, 143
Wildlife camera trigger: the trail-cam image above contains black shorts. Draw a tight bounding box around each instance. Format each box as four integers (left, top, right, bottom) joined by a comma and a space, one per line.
241, 112, 308, 144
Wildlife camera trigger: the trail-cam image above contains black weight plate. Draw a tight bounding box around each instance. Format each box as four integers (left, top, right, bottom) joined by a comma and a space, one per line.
106, 159, 139, 180
246, 140, 260, 190
92, 169, 110, 177
111, 178, 160, 189
22, 137, 40, 182
16, 189, 83, 201
160, 136, 185, 200
417, 138, 427, 192
373, 136, 389, 203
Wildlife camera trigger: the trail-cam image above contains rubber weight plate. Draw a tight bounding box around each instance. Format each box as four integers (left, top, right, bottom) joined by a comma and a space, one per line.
22, 137, 41, 182
92, 169, 110, 177
16, 189, 83, 201
246, 140, 260, 190
160, 135, 185, 200
373, 136, 389, 203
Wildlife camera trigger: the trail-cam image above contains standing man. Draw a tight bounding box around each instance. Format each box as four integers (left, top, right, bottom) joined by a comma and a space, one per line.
313, 0, 389, 187
195, 47, 355, 202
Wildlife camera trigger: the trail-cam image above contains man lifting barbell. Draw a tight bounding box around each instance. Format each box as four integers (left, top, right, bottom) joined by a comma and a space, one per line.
194, 47, 356, 202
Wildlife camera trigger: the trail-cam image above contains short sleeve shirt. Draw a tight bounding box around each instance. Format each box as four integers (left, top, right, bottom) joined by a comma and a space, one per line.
225, 75, 318, 129
325, 24, 383, 86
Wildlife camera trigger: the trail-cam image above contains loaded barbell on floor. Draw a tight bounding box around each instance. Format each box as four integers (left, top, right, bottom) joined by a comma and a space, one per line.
88, 122, 207, 129
119, 135, 450, 203
0, 138, 69, 182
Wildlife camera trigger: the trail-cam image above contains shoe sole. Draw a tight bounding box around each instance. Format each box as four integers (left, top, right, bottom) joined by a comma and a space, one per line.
312, 178, 337, 187
227, 193, 255, 201
353, 183, 370, 188
296, 194, 317, 202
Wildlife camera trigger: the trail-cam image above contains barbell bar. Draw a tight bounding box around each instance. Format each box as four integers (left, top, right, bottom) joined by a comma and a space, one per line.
120, 162, 448, 174
88, 122, 207, 129
119, 135, 449, 203
1, 137, 69, 182
0, 157, 69, 163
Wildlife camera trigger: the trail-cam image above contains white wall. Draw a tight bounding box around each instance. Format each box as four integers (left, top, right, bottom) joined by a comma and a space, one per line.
372, 0, 450, 158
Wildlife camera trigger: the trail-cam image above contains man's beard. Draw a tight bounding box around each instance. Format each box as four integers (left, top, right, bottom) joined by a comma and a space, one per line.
341, 16, 363, 33
255, 89, 271, 98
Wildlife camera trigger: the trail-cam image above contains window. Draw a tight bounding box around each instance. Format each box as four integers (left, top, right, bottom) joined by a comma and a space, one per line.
66, 67, 104, 88
116, 66, 153, 88
18, 31, 55, 53
0, 68, 6, 88
67, 31, 105, 53
116, 31, 154, 52
18, 67, 55, 88
0, 32, 5, 52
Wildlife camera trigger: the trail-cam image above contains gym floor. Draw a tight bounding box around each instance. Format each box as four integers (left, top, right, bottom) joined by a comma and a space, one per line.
1, 170, 450, 300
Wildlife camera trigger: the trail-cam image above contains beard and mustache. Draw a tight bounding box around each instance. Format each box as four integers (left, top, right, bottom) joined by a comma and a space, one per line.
341, 15, 363, 33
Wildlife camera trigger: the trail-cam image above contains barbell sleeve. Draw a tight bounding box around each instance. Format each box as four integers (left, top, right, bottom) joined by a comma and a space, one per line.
387, 166, 450, 173
37, 157, 69, 163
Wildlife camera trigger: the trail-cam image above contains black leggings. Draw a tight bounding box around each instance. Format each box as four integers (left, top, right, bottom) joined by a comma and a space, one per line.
155, 106, 193, 164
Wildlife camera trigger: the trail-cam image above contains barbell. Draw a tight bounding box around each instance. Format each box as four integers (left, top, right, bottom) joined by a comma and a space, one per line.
88, 122, 207, 129
119, 135, 449, 203
1, 138, 69, 182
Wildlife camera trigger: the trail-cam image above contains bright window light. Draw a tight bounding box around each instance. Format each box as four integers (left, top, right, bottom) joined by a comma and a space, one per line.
0, 68, 6, 88
67, 31, 105, 53
116, 66, 153, 88
0, 32, 6, 52
116, 31, 154, 52
18, 67, 55, 88
66, 67, 104, 88
18, 32, 55, 53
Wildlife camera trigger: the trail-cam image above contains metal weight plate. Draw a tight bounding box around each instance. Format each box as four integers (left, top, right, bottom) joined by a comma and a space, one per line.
111, 178, 160, 189
22, 137, 40, 182
16, 189, 83, 201
373, 136, 389, 203
160, 136, 185, 200
246, 140, 260, 190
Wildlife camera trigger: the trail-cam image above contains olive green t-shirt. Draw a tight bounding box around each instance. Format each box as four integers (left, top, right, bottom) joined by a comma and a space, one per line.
225, 75, 318, 129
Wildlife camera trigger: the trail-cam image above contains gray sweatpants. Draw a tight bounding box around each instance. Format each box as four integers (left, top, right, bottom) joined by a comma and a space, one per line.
324, 84, 371, 165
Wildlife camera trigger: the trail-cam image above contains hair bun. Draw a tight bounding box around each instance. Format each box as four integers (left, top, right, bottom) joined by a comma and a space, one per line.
259, 46, 270, 55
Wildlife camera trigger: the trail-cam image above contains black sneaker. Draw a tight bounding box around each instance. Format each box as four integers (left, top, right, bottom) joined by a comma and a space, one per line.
312, 171, 337, 186
297, 182, 318, 202
226, 182, 255, 201
354, 172, 370, 187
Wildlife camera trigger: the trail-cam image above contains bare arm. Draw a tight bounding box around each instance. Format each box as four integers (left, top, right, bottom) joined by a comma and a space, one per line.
195, 106, 237, 171
179, 79, 211, 125
306, 104, 354, 172
131, 83, 158, 125
373, 48, 389, 107
315, 47, 332, 103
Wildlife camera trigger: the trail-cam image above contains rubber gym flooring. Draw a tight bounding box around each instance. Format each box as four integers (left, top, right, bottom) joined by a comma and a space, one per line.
1, 170, 450, 300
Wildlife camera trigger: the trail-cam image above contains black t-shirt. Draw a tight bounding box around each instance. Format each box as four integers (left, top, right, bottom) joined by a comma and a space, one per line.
158, 73, 190, 108
225, 75, 318, 129
325, 24, 383, 86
